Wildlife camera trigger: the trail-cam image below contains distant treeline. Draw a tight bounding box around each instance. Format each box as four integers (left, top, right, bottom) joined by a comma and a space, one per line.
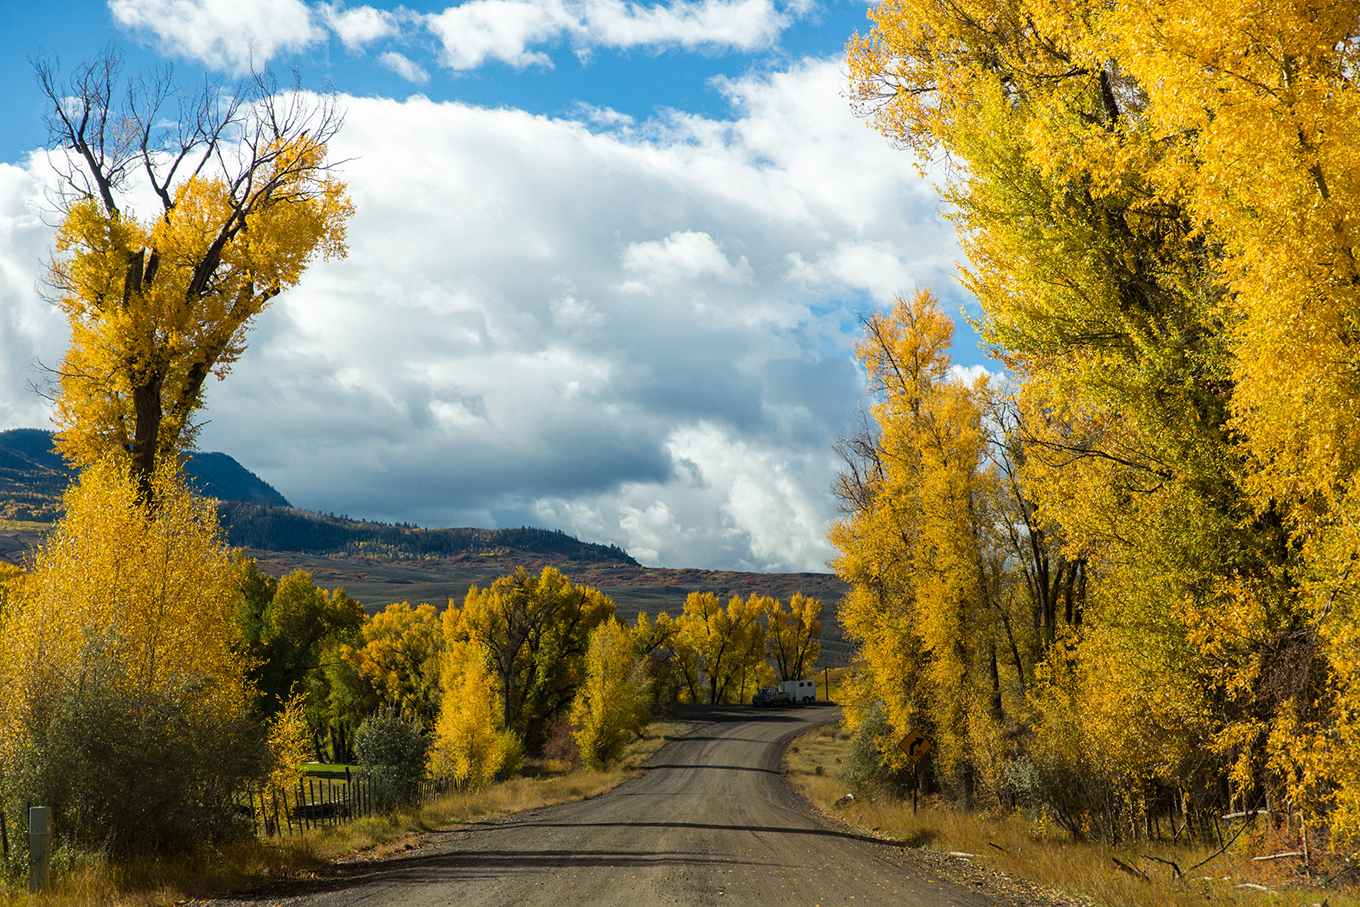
217, 501, 638, 565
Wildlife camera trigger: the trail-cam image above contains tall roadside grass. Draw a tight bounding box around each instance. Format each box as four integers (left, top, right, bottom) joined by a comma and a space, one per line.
0, 718, 695, 907
783, 721, 1357, 907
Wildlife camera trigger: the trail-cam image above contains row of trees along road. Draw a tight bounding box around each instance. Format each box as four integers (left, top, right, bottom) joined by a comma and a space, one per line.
232, 562, 825, 784
836, 0, 1360, 859
0, 49, 352, 860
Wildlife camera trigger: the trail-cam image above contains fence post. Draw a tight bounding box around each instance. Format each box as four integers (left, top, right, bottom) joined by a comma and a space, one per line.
28, 806, 52, 895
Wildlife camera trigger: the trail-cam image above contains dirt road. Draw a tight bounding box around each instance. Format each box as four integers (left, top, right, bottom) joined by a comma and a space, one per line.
224, 706, 1011, 907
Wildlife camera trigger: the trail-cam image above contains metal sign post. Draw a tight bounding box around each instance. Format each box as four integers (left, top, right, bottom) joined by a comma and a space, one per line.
897, 732, 933, 816
29, 806, 51, 895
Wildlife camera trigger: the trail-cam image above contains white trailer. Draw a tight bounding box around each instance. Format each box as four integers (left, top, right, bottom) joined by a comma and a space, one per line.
782, 679, 816, 704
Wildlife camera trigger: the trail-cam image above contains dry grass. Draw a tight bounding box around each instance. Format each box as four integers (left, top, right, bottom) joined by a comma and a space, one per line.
0, 717, 696, 907
784, 720, 1359, 907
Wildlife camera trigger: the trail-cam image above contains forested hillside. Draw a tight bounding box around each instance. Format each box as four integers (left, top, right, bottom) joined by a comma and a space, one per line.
216, 501, 637, 564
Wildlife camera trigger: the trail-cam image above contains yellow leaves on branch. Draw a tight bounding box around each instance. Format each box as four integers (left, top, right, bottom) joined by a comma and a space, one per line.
676, 591, 769, 705
346, 601, 444, 729
48, 135, 352, 491
430, 644, 521, 790
845, 0, 1360, 847
767, 593, 822, 681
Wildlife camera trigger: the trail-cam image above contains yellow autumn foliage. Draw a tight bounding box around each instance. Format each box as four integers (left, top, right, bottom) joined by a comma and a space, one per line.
48, 134, 352, 494
845, 0, 1360, 852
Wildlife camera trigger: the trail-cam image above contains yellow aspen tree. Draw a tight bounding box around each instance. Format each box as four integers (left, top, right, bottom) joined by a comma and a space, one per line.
571, 620, 652, 768
430, 640, 520, 790
346, 601, 444, 730
37, 51, 352, 501
675, 591, 767, 705
766, 593, 823, 681
631, 610, 683, 710
267, 693, 313, 791
832, 289, 1036, 805
845, 0, 1319, 837
451, 567, 614, 751
0, 459, 262, 854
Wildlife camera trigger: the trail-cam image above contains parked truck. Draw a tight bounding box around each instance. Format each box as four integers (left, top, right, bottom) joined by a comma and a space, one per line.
782, 679, 816, 704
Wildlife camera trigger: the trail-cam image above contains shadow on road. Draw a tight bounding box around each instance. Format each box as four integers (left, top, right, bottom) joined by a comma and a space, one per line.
642, 762, 780, 774
227, 816, 901, 903
485, 817, 898, 848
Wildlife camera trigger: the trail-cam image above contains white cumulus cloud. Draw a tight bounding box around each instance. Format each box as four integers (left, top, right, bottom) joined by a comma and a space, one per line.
425, 0, 795, 70
321, 3, 403, 50
377, 51, 429, 82
0, 57, 967, 572
618, 231, 752, 293
426, 0, 574, 69
109, 0, 325, 73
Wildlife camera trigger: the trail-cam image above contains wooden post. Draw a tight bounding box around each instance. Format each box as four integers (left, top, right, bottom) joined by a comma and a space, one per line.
912, 763, 919, 816
28, 807, 51, 895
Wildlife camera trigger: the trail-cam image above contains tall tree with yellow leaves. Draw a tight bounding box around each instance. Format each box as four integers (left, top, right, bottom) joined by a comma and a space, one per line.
346, 601, 444, 730
832, 289, 1035, 805
448, 567, 614, 752
675, 591, 768, 705
36, 49, 352, 501
844, 0, 1329, 840
571, 620, 652, 768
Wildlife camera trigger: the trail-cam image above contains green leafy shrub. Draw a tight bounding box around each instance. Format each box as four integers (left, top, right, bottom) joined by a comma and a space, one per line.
840, 702, 905, 798
355, 711, 430, 810
3, 635, 266, 858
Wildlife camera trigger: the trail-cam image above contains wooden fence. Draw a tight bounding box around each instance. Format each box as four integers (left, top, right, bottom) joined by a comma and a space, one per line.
243, 774, 449, 838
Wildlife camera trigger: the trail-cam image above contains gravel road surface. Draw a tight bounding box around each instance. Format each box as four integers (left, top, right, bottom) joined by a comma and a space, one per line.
213, 706, 1039, 907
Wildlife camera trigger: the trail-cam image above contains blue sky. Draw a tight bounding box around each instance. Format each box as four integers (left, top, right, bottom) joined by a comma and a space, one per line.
0, 0, 988, 572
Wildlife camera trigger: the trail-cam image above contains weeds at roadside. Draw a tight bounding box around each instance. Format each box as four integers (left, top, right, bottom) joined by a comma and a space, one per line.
0, 717, 696, 907
783, 721, 1359, 907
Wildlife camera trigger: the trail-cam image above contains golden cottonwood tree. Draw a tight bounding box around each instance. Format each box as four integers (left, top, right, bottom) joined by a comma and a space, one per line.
845, 0, 1335, 842
346, 601, 444, 730
832, 290, 1035, 804
37, 50, 352, 500
766, 593, 822, 681
0, 459, 263, 854
631, 610, 684, 710
571, 620, 652, 768
446, 567, 614, 751
675, 591, 767, 705
429, 635, 521, 790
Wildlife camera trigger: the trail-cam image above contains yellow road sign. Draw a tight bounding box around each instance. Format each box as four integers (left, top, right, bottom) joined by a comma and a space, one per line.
897, 730, 932, 765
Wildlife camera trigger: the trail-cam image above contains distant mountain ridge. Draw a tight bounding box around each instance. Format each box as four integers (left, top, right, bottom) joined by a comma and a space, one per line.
0, 428, 289, 520
0, 428, 637, 567
216, 501, 638, 565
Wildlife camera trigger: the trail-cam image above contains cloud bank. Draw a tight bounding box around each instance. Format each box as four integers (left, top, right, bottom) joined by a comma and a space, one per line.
0, 57, 963, 572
